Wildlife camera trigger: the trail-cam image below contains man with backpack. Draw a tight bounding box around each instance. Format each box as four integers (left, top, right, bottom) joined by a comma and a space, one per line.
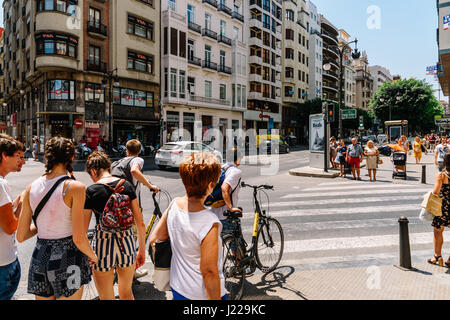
111, 139, 159, 279
206, 147, 243, 235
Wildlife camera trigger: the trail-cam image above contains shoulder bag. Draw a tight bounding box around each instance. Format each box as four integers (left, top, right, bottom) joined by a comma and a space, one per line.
152, 198, 177, 292
420, 171, 448, 217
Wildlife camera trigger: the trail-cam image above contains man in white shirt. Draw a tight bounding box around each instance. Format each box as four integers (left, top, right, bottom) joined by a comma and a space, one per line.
0, 136, 25, 300
435, 135, 448, 172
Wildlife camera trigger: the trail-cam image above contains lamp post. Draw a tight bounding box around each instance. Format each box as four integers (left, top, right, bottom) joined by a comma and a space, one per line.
102, 69, 119, 150
323, 39, 360, 140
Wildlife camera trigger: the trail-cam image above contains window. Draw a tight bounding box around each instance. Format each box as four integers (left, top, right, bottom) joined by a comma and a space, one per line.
170, 28, 178, 56
285, 9, 294, 21
285, 29, 294, 41
220, 84, 226, 100
36, 33, 78, 58
205, 45, 211, 62
179, 70, 186, 99
237, 84, 241, 106
85, 82, 104, 103
127, 51, 153, 73
128, 15, 154, 41
37, 0, 77, 13
113, 87, 154, 107
179, 31, 186, 58
89, 45, 100, 64
48, 80, 75, 100
187, 5, 195, 23
205, 80, 212, 98
205, 13, 212, 30
220, 20, 226, 36
170, 69, 177, 98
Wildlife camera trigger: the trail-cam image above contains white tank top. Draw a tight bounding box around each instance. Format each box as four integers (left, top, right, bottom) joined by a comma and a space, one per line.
29, 175, 73, 240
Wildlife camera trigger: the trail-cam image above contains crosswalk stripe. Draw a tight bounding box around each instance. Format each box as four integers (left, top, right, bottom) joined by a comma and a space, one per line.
302, 184, 419, 192
281, 188, 429, 199
269, 195, 422, 207
282, 231, 450, 254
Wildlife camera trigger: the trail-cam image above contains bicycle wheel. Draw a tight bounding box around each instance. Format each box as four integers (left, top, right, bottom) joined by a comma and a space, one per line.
222, 234, 245, 300
255, 218, 284, 273
83, 229, 99, 300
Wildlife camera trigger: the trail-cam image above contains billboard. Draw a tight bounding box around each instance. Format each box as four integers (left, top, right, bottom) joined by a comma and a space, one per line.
309, 114, 325, 153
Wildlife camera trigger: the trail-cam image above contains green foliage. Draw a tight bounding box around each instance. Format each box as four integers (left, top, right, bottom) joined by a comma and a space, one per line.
369, 79, 444, 133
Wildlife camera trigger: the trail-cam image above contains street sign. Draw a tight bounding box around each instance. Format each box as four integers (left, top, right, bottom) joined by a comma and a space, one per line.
435, 118, 450, 125
342, 109, 357, 120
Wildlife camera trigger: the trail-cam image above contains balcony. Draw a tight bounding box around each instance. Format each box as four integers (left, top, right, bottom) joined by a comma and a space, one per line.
86, 60, 107, 73
249, 73, 262, 82
87, 20, 107, 38
218, 64, 232, 75
232, 11, 244, 23
188, 21, 202, 34
218, 3, 232, 16
202, 0, 218, 9
189, 94, 230, 107
202, 60, 217, 71
188, 56, 202, 67
218, 34, 232, 46
202, 28, 218, 41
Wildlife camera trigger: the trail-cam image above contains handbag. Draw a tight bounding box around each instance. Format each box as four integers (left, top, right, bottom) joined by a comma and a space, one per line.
421, 191, 443, 217
152, 199, 176, 292
419, 208, 434, 222
377, 156, 383, 165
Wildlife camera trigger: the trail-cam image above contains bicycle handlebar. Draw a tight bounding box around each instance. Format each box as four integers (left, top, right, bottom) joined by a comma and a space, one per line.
241, 182, 274, 190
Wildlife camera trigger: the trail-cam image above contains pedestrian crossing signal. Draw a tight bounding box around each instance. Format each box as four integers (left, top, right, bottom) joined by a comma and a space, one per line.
327, 104, 335, 122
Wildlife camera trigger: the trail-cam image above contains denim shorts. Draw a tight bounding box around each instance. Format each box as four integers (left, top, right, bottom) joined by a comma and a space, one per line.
0, 259, 21, 300
27, 236, 91, 299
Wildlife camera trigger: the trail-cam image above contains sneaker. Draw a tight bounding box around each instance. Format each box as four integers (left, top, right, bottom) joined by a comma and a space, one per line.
134, 268, 148, 279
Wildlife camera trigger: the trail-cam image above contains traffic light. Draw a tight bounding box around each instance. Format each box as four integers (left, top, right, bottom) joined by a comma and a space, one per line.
359, 116, 364, 128
327, 104, 335, 122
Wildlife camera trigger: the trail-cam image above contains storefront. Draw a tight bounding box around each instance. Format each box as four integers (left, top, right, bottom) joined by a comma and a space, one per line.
183, 113, 195, 141
114, 121, 159, 148
166, 111, 180, 143
50, 115, 72, 138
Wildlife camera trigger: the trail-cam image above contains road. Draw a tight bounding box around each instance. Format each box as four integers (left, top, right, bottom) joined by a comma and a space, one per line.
9, 150, 450, 299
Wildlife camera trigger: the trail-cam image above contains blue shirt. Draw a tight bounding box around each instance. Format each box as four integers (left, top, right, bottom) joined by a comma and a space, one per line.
348, 144, 363, 158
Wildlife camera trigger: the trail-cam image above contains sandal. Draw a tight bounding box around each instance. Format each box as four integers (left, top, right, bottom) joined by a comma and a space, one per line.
428, 255, 444, 267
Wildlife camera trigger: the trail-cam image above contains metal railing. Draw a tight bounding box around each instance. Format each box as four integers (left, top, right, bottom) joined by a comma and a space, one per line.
87, 20, 107, 37
202, 60, 218, 71
188, 21, 202, 34
202, 28, 218, 40
218, 34, 232, 46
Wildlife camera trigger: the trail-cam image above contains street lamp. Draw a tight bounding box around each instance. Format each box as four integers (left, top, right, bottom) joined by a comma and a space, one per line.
323, 38, 360, 140
102, 69, 119, 148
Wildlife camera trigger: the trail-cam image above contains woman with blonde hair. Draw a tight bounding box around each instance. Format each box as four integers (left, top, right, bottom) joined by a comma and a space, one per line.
413, 136, 423, 164
364, 140, 379, 182
150, 152, 226, 300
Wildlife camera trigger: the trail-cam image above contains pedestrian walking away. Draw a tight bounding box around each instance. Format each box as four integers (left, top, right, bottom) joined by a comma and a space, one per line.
435, 136, 448, 172
0, 135, 26, 300
346, 138, 364, 181
16, 137, 96, 300
364, 140, 379, 182
428, 153, 450, 268
150, 152, 226, 300
84, 151, 146, 300
111, 139, 159, 279
413, 136, 423, 164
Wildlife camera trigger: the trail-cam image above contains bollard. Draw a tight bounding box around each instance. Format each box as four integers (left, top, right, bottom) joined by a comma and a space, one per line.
397, 216, 413, 270
421, 165, 426, 184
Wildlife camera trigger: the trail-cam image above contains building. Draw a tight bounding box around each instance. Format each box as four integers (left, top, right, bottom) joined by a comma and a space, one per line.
2, 0, 161, 150
246, 0, 282, 132
338, 29, 356, 109
437, 0, 450, 97
0, 27, 5, 132
369, 65, 392, 94
320, 14, 339, 103
160, 0, 247, 144
307, 0, 322, 100
281, 0, 309, 137
353, 51, 374, 110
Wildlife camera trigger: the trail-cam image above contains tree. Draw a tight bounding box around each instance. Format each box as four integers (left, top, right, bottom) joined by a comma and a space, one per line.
369, 79, 444, 134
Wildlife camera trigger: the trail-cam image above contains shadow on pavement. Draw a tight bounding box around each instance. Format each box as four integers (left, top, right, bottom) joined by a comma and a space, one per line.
132, 279, 169, 300
243, 266, 307, 300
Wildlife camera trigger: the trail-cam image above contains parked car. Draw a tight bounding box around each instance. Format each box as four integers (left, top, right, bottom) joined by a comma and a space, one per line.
259, 138, 291, 154
377, 134, 387, 145
155, 141, 223, 169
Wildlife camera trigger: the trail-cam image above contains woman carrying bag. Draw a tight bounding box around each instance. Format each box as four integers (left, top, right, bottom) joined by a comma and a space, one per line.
150, 152, 226, 300
428, 153, 450, 267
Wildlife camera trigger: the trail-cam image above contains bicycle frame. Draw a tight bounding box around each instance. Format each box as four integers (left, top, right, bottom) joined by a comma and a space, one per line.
144, 192, 163, 243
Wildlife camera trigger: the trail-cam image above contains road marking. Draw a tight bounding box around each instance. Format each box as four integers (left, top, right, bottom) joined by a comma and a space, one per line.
269, 195, 422, 207
281, 188, 429, 199
302, 184, 419, 192
281, 231, 450, 254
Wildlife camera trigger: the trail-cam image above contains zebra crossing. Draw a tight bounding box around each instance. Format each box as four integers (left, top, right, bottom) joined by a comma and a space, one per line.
238, 180, 450, 271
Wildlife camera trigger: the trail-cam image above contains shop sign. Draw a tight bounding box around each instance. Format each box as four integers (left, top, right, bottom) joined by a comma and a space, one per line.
74, 119, 83, 128
444, 14, 450, 30
85, 122, 100, 129
51, 120, 69, 125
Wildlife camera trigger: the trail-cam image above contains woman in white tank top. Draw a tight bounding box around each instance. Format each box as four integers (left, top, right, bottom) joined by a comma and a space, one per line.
17, 137, 97, 300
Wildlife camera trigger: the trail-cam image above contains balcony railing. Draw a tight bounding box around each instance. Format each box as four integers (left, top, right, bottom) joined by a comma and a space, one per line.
202, 0, 218, 8
232, 11, 244, 23
188, 56, 202, 67
86, 60, 107, 73
87, 20, 107, 37
218, 3, 232, 16
202, 60, 218, 71
189, 94, 230, 106
202, 28, 218, 40
218, 64, 232, 75
188, 21, 202, 34
218, 34, 231, 46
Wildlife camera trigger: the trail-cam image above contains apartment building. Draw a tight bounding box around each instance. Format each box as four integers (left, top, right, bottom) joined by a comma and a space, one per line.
437, 0, 450, 97
246, 0, 282, 131
280, 0, 309, 137
2, 0, 160, 150
161, 0, 247, 144
353, 51, 374, 110
320, 14, 339, 103
370, 65, 392, 94
338, 29, 356, 108
306, 0, 322, 100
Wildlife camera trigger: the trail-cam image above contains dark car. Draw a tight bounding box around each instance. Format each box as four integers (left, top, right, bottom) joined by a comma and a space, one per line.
378, 145, 392, 157
259, 138, 291, 154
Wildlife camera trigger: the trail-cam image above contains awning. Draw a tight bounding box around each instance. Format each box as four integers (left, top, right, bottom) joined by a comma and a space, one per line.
114, 119, 159, 125
36, 111, 85, 115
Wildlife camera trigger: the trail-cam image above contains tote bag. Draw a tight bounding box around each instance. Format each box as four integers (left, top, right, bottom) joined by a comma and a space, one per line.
421, 191, 442, 217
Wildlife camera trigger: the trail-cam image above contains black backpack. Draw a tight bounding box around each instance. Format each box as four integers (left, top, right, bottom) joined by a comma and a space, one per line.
111, 156, 137, 188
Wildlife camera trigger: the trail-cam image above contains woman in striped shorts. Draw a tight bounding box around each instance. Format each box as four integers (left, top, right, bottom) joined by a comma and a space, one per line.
84, 151, 146, 300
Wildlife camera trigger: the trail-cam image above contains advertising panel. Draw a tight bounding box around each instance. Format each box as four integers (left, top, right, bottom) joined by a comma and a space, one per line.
309, 114, 325, 153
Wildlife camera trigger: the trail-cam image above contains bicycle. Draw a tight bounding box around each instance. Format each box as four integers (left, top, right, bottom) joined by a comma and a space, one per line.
222, 182, 284, 300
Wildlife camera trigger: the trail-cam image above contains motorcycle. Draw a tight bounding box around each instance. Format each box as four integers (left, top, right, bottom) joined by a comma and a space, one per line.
77, 143, 92, 160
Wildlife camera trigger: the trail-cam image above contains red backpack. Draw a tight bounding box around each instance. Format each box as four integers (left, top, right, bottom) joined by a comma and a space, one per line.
96, 179, 134, 233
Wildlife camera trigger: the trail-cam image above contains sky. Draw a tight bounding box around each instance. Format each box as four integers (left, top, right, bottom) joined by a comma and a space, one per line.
312, 0, 446, 101
0, 0, 445, 101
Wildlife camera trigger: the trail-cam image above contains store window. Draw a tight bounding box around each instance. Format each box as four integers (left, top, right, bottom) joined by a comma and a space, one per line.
113, 87, 154, 108
48, 80, 75, 100
37, 0, 78, 13
127, 51, 153, 73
